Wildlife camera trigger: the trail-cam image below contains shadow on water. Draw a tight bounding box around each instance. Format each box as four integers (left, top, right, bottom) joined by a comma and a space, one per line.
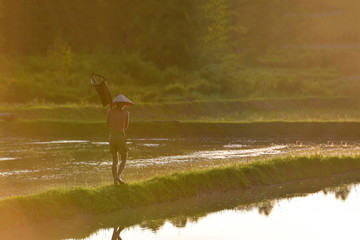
0, 172, 359, 240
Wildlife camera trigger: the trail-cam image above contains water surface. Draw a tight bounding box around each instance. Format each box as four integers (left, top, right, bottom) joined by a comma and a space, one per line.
79, 183, 360, 240
0, 182, 357, 240
1, 137, 359, 198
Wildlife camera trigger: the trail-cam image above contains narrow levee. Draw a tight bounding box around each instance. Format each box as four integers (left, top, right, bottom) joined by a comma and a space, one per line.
0, 155, 360, 230
0, 168, 359, 239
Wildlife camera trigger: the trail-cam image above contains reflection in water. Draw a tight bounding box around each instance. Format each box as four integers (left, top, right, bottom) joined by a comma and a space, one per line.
116, 183, 359, 240
335, 188, 351, 201
0, 138, 290, 198
169, 215, 188, 228
0, 182, 359, 240
2, 137, 360, 198
34, 140, 89, 144
79, 182, 360, 240
323, 185, 352, 201
112, 226, 124, 240
139, 219, 166, 232
235, 201, 277, 217
334, 186, 352, 201
257, 201, 275, 216
0, 157, 16, 161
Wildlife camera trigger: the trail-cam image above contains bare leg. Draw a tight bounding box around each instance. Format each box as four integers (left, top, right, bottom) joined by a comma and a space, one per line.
112, 153, 118, 184
117, 160, 126, 178
112, 226, 124, 240
117, 153, 127, 183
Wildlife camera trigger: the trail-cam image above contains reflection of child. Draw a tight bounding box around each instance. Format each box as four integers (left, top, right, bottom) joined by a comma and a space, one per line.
107, 102, 130, 185
112, 226, 125, 240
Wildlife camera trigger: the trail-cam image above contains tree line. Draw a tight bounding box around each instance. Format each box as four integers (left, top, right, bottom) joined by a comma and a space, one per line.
0, 0, 298, 69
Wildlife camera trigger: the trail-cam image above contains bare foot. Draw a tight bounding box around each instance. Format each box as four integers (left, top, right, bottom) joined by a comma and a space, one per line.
116, 178, 126, 185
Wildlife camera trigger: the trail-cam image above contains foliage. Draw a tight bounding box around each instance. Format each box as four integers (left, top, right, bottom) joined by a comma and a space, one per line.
47, 37, 73, 80
0, 1, 356, 103
0, 0, 298, 67
0, 51, 344, 103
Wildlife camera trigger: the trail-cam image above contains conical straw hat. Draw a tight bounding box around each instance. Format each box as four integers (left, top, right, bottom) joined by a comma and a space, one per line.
113, 94, 134, 105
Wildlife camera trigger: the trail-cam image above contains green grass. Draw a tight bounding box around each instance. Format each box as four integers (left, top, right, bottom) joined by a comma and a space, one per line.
1, 155, 360, 228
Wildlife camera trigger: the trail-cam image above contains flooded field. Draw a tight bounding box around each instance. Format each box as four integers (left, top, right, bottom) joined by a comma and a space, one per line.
79, 183, 359, 240
1, 137, 360, 198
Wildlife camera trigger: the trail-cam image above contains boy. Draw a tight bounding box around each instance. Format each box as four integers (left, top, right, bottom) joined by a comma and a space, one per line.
106, 94, 133, 185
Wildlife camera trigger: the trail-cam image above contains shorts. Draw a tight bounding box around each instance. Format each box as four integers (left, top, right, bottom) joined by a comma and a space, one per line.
109, 133, 128, 157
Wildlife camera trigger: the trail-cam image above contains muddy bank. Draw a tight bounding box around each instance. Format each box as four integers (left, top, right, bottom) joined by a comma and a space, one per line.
2, 120, 360, 139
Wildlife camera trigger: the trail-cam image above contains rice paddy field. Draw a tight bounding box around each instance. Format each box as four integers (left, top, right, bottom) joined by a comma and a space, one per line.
3, 0, 360, 238
2, 99, 360, 239
0, 153, 360, 240
2, 97, 360, 123
1, 136, 360, 198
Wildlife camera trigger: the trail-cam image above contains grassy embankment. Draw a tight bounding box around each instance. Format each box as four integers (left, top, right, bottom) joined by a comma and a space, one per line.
0, 172, 357, 240
1, 155, 360, 229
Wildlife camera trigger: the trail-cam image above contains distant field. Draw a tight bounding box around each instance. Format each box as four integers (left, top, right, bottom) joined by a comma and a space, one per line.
4, 97, 360, 139
2, 97, 360, 122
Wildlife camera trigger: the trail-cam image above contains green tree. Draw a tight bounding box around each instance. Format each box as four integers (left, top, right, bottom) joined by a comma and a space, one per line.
0, 0, 3, 48
200, 0, 230, 63
47, 37, 72, 82
228, 0, 299, 61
